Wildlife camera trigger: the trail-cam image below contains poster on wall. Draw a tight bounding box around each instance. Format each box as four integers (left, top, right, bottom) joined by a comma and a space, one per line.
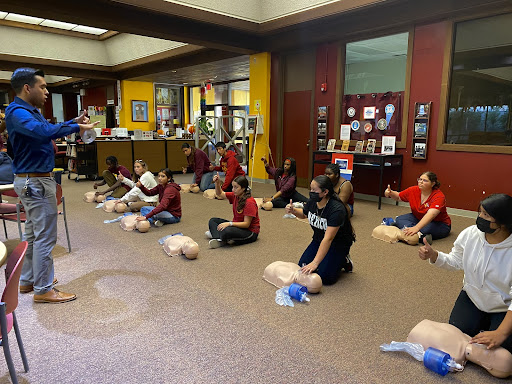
340, 124, 351, 140
331, 153, 353, 181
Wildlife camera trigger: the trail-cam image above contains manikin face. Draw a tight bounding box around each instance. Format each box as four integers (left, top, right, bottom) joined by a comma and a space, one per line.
216, 146, 226, 156
182, 147, 191, 156
26, 75, 49, 109
283, 160, 292, 173
158, 172, 170, 185
134, 162, 145, 176
417, 173, 434, 191
232, 181, 245, 197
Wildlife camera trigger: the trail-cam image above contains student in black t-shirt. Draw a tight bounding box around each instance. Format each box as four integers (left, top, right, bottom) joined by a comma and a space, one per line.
285, 175, 355, 285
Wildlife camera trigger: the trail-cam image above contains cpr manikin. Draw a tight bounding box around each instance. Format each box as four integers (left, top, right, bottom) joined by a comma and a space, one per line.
115, 202, 128, 213
262, 201, 273, 211
84, 191, 96, 203
263, 261, 322, 293
190, 185, 200, 194
120, 215, 150, 233
407, 319, 512, 378
95, 194, 106, 203
180, 184, 191, 193
203, 190, 219, 199
162, 235, 199, 260
372, 225, 420, 245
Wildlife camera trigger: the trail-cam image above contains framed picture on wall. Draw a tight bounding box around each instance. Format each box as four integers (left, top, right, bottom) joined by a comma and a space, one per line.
132, 100, 148, 122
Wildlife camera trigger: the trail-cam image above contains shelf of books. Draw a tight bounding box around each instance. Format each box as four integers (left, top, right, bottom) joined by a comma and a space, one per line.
411, 102, 431, 159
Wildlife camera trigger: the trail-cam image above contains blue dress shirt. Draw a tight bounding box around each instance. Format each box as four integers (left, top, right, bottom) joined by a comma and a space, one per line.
5, 97, 80, 173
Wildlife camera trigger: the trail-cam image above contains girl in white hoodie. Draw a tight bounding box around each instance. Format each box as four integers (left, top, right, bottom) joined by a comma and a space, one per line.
419, 193, 512, 354
115, 159, 158, 211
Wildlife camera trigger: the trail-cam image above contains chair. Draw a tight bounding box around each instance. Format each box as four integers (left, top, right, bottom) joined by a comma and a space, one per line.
52, 140, 67, 169
1, 241, 29, 384
1, 184, 71, 252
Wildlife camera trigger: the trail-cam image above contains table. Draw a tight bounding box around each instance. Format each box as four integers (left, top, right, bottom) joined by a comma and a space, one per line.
311, 151, 403, 209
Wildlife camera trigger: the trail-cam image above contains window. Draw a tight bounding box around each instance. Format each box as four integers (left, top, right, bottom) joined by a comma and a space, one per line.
445, 13, 512, 146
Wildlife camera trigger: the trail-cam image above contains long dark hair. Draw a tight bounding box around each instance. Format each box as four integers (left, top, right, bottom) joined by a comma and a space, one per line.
181, 142, 196, 169
233, 176, 251, 212
325, 163, 341, 182
276, 157, 297, 178
159, 168, 174, 183
480, 194, 512, 233
313, 175, 355, 240
421, 171, 441, 189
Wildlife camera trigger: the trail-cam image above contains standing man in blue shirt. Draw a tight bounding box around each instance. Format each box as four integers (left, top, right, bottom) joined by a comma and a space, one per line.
5, 67, 99, 303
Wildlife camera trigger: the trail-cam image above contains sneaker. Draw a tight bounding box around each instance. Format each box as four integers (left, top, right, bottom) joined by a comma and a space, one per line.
342, 254, 353, 273
209, 239, 225, 249
154, 220, 164, 227
205, 230, 213, 239
419, 233, 433, 245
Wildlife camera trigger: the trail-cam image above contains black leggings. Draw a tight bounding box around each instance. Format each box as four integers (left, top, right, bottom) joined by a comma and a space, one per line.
272, 191, 308, 208
208, 218, 258, 245
449, 290, 512, 354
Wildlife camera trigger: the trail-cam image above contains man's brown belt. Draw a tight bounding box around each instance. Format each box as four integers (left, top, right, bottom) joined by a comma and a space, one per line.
16, 173, 52, 177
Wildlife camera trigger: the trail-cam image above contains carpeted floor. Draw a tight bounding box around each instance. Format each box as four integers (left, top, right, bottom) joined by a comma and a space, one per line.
0, 173, 502, 384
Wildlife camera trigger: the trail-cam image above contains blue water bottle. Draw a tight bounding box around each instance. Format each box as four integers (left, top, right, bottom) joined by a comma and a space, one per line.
287, 283, 310, 302
423, 347, 451, 376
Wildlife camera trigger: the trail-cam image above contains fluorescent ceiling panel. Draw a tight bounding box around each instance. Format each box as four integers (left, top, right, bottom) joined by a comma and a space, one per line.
5, 13, 44, 24
40, 19, 78, 30
0, 11, 7, 19
72, 25, 108, 35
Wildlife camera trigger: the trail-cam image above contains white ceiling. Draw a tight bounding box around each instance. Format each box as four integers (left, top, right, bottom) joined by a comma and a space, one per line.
0, 70, 70, 84
346, 32, 409, 64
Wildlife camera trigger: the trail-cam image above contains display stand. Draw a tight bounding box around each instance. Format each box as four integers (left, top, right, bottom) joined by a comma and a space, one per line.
316, 106, 328, 150
411, 102, 431, 159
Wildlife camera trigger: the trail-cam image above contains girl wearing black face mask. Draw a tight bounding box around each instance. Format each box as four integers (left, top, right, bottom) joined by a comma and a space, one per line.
285, 175, 355, 285
418, 193, 512, 355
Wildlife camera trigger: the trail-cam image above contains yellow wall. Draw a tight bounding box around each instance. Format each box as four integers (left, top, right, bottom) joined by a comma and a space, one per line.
249, 52, 271, 180
231, 89, 249, 106
119, 80, 154, 131
183, 86, 190, 126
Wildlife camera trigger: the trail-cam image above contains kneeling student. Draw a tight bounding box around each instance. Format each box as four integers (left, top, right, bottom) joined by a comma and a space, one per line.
207, 174, 260, 248
136, 168, 181, 226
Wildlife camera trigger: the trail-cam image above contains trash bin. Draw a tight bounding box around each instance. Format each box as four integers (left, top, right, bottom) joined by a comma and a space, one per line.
52, 168, 64, 184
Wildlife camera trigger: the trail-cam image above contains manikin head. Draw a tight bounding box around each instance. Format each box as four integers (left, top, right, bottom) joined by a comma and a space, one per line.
84, 191, 96, 203
11, 67, 47, 108
95, 194, 106, 203
262, 201, 273, 211
263, 261, 322, 293
215, 142, 227, 157
115, 202, 128, 213
136, 220, 150, 233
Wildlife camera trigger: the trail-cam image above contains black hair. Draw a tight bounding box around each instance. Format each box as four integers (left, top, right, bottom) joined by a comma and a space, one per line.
106, 156, 118, 166
420, 171, 441, 189
181, 142, 196, 168
313, 175, 356, 241
159, 168, 174, 182
480, 194, 512, 233
233, 175, 251, 212
11, 67, 45, 94
325, 163, 341, 180
215, 142, 226, 149
276, 157, 297, 179
181, 143, 191, 149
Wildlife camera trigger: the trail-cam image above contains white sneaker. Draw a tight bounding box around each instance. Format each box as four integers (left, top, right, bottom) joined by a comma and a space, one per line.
154, 220, 164, 227
205, 230, 213, 239
209, 239, 225, 249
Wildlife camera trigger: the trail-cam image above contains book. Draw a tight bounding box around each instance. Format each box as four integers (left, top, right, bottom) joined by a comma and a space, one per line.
381, 136, 396, 154
326, 139, 336, 151
413, 142, 426, 158
354, 140, 364, 153
341, 140, 350, 151
414, 122, 427, 138
366, 139, 376, 154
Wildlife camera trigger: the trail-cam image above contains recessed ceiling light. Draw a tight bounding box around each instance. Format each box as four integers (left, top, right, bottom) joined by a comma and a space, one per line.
171, 70, 177, 73
0, 12, 8, 20
72, 25, 108, 35
5, 13, 44, 25
40, 19, 78, 30
183, 82, 188, 85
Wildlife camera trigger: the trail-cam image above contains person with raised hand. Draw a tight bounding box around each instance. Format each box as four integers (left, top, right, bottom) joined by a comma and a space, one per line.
419, 193, 512, 353
206, 173, 260, 248
385, 171, 451, 243
261, 156, 307, 208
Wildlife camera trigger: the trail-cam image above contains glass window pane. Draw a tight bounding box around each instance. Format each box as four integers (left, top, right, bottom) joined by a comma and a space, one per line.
446, 13, 512, 146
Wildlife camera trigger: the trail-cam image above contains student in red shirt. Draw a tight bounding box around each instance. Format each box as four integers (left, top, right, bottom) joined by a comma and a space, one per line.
385, 171, 451, 242
94, 155, 132, 198
136, 168, 181, 227
206, 174, 260, 248
210, 142, 245, 192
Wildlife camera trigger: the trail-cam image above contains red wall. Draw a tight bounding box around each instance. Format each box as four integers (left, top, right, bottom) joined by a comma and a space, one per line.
82, 87, 107, 109
314, 43, 339, 140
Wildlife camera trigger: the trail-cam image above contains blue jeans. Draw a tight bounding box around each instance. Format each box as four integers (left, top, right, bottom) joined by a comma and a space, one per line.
193, 171, 214, 191
394, 213, 451, 240
14, 176, 57, 294
140, 206, 180, 225
298, 239, 352, 285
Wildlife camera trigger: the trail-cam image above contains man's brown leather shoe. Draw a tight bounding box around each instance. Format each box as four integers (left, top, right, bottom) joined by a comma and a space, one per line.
20, 278, 58, 294
33, 288, 76, 303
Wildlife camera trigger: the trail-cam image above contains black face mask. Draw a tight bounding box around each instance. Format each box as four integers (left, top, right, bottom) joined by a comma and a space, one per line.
309, 191, 321, 202
476, 217, 497, 234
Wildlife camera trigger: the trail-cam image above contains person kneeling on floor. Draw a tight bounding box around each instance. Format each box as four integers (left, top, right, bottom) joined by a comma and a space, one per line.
206, 174, 260, 248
